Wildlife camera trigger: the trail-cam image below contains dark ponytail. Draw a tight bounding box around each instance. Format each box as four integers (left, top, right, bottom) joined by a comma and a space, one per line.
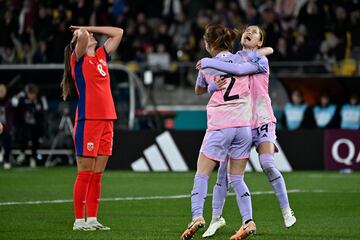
204, 24, 238, 52
61, 42, 75, 101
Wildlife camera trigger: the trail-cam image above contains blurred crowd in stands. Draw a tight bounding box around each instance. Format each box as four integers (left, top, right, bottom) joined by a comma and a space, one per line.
0, 0, 359, 65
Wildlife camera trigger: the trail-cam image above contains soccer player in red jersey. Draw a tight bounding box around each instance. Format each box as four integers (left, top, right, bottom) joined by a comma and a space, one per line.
61, 25, 123, 231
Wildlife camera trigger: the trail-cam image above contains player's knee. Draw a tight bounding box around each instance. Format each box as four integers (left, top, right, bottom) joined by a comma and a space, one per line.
227, 174, 244, 185
260, 160, 276, 171
259, 153, 276, 170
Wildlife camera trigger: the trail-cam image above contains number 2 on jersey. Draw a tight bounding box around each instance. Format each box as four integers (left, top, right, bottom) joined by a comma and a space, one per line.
97, 64, 107, 77
222, 75, 239, 101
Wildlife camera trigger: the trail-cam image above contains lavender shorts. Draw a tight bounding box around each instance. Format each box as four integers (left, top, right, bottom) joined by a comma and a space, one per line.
200, 127, 252, 162
251, 123, 279, 152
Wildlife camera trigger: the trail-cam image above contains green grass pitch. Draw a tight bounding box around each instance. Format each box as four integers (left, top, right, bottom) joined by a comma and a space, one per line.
0, 167, 359, 240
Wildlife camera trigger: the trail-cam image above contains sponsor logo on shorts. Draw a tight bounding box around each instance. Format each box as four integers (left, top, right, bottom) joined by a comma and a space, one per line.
87, 142, 94, 152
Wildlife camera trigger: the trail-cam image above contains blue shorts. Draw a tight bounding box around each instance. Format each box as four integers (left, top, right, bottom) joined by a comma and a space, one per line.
200, 127, 252, 162
251, 123, 278, 152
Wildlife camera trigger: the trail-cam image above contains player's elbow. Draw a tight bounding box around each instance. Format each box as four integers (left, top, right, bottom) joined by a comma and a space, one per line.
195, 86, 206, 95
267, 47, 274, 55
115, 28, 124, 38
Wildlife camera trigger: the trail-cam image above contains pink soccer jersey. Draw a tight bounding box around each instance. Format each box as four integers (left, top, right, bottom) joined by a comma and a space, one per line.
201, 50, 277, 128
248, 66, 277, 128
196, 52, 252, 130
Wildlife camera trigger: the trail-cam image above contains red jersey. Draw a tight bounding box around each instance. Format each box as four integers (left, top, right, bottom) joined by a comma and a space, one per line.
70, 46, 117, 120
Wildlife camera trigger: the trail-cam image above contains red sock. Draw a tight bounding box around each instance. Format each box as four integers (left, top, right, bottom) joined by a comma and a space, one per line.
73, 171, 93, 219
86, 172, 103, 218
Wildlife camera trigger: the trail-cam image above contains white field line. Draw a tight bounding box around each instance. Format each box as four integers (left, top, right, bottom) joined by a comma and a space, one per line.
0, 189, 328, 207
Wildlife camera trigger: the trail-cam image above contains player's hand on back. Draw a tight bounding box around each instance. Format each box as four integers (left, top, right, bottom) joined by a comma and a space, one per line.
196, 58, 212, 70
215, 76, 227, 90
196, 60, 202, 70
0, 122, 3, 134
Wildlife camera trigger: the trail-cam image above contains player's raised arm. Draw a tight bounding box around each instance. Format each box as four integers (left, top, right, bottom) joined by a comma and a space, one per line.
73, 29, 89, 61
197, 54, 268, 76
70, 26, 124, 56
257, 47, 274, 56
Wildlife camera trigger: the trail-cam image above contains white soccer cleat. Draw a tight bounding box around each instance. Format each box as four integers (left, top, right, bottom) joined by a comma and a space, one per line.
202, 216, 226, 238
73, 220, 95, 231
3, 162, 11, 170
30, 158, 37, 168
87, 219, 111, 231
282, 208, 296, 228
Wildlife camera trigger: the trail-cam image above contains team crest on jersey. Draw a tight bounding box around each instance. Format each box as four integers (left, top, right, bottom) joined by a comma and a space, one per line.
87, 142, 94, 151
99, 59, 106, 66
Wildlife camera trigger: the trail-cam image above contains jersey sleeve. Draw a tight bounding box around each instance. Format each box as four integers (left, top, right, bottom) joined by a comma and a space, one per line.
201, 52, 268, 76
249, 53, 269, 73
96, 46, 112, 62
195, 71, 207, 88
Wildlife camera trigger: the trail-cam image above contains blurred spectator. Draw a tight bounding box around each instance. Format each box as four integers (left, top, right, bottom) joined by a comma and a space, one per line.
153, 22, 172, 54
350, 9, 360, 59
169, 13, 191, 51
272, 36, 291, 61
340, 94, 360, 130
282, 89, 314, 130
163, 0, 183, 24
312, 92, 339, 129
0, 84, 14, 170
0, 45, 16, 64
18, 0, 35, 36
12, 84, 48, 168
0, 0, 358, 64
0, 8, 18, 48
297, 0, 325, 59
33, 40, 48, 63
12, 28, 36, 64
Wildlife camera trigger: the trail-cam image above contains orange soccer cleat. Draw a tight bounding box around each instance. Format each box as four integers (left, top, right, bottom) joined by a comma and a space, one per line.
229, 220, 256, 240
180, 216, 205, 240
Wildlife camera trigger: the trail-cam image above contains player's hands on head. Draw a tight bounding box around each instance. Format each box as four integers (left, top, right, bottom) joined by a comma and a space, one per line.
69, 25, 81, 32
